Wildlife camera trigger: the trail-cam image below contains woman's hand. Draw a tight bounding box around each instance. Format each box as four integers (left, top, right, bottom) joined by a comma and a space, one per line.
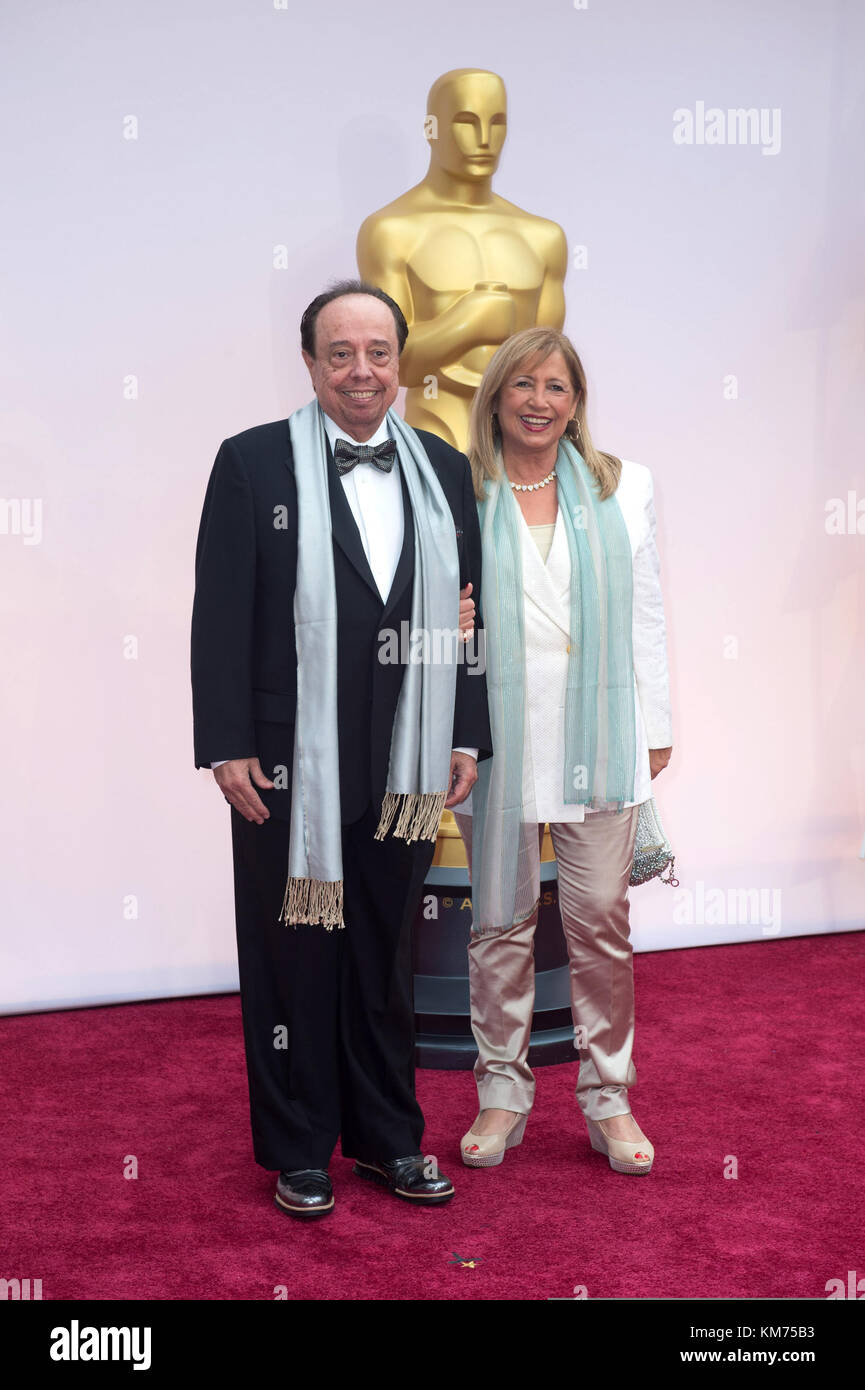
459, 582, 475, 637
649, 747, 672, 779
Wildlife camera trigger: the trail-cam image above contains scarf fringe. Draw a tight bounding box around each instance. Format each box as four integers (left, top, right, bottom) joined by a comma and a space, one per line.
280, 876, 344, 930
374, 790, 447, 843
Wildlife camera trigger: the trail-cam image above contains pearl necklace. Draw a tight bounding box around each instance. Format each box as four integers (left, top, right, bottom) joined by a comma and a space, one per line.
509, 468, 557, 493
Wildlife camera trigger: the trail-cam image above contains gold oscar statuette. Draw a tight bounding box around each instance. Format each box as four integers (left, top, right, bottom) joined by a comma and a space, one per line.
357, 67, 568, 453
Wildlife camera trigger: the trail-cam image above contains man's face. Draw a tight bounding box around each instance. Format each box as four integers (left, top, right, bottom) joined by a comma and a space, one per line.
302, 294, 400, 441
429, 74, 507, 181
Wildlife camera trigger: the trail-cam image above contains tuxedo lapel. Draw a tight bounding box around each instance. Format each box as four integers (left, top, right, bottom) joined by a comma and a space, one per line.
324, 438, 381, 603
380, 466, 414, 625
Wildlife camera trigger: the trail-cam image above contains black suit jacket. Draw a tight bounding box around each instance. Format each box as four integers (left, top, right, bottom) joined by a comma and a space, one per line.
191, 418, 492, 823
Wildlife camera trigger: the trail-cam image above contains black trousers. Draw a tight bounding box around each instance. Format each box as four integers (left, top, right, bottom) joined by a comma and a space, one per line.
230, 801, 436, 1172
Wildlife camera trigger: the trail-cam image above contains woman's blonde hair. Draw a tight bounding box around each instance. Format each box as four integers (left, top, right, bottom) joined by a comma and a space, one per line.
466, 327, 622, 501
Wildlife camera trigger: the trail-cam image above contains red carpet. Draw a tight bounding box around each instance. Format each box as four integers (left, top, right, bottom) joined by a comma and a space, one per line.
1, 933, 862, 1301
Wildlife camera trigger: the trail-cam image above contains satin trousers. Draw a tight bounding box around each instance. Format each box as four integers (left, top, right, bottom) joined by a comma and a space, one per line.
453, 806, 641, 1122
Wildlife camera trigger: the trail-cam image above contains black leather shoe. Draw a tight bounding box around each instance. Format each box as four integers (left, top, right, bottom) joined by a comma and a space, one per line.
352, 1154, 455, 1204
273, 1168, 334, 1218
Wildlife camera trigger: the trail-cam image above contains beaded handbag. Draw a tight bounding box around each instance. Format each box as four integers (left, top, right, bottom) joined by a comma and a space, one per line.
629, 797, 678, 887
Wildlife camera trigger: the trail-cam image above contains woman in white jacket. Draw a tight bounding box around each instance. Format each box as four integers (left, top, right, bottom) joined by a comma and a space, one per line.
454, 328, 673, 1175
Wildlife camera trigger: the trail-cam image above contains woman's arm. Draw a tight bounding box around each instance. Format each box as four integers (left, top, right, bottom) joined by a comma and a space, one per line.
631, 467, 673, 755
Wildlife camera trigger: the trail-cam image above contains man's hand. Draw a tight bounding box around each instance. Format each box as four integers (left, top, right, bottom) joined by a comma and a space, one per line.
214, 758, 274, 824
459, 582, 475, 638
445, 750, 478, 808
649, 747, 672, 779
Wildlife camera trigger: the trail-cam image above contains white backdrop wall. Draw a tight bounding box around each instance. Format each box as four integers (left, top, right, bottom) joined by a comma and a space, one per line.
1, 0, 863, 1013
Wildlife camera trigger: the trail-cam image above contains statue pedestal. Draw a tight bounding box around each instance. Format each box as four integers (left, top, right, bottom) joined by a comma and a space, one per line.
413, 812, 576, 1069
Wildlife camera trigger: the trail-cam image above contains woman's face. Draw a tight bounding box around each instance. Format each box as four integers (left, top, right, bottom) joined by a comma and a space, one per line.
495, 349, 579, 456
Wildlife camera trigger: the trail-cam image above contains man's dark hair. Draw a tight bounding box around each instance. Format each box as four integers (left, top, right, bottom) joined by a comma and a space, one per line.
300, 279, 409, 357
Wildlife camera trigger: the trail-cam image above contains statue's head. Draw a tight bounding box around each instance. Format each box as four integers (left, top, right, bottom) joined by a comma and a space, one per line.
426, 69, 507, 180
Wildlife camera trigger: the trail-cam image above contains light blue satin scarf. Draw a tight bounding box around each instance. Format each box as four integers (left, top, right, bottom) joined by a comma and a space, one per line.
470, 439, 636, 935
283, 400, 460, 929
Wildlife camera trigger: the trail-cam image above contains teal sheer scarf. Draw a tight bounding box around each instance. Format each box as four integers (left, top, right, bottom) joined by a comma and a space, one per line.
469, 439, 636, 935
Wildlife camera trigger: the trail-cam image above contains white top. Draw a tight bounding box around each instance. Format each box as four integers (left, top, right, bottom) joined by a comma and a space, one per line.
461, 459, 672, 821
528, 522, 556, 563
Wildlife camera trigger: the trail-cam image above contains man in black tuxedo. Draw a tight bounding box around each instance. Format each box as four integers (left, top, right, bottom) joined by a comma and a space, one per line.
191, 281, 491, 1217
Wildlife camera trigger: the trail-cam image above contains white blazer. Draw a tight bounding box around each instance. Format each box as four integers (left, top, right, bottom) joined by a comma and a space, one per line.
463, 459, 672, 822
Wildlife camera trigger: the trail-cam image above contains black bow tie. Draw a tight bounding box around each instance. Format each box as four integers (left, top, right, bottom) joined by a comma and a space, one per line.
333, 437, 397, 475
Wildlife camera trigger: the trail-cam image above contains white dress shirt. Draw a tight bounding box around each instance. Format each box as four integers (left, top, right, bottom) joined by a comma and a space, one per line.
212, 410, 476, 766
322, 412, 404, 602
